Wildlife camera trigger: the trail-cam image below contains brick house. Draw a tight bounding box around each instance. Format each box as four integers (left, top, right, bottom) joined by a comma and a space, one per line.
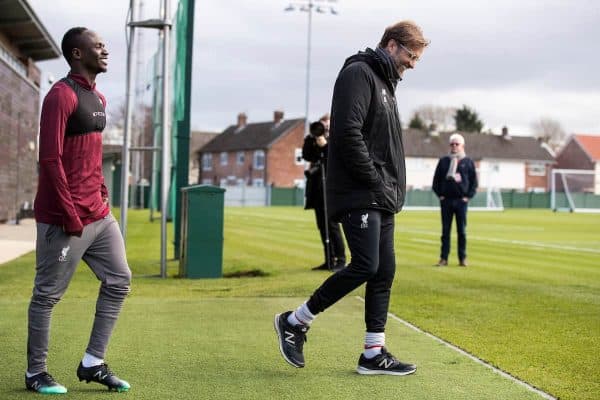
554, 134, 600, 194
197, 111, 305, 188
189, 130, 219, 184
403, 127, 555, 192
0, 1, 60, 222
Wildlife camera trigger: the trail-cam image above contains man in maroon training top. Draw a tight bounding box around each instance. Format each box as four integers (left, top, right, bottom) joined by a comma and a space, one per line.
25, 27, 131, 394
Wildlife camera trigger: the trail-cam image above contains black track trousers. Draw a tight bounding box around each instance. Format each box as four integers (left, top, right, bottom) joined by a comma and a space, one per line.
307, 209, 395, 332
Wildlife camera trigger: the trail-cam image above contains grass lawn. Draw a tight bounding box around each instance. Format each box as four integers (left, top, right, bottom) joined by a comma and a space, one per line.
0, 208, 598, 399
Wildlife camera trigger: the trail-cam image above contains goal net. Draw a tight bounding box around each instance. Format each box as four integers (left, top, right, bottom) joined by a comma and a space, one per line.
551, 169, 600, 213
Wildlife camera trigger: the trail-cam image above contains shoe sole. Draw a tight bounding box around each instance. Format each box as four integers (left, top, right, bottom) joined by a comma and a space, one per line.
78, 377, 130, 392
356, 366, 417, 376
273, 313, 304, 368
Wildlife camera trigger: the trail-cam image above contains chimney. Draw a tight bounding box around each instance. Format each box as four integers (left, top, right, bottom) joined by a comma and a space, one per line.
501, 126, 511, 140
273, 110, 284, 124
237, 112, 247, 128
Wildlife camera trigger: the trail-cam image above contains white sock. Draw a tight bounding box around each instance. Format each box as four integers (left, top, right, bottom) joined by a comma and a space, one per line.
287, 302, 316, 326
363, 332, 385, 359
82, 352, 104, 368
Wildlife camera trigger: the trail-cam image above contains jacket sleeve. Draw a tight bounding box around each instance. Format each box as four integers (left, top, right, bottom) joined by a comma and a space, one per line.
330, 63, 382, 188
432, 158, 444, 197
38, 83, 83, 235
466, 159, 478, 198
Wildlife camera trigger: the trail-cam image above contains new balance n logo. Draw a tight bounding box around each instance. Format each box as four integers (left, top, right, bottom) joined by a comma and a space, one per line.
94, 370, 108, 381
284, 330, 295, 345
378, 358, 395, 369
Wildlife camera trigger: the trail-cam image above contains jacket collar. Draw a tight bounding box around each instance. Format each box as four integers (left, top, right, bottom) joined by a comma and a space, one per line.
67, 73, 96, 91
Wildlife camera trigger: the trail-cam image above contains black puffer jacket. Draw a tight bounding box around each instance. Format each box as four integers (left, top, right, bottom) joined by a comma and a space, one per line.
326, 48, 406, 220
302, 135, 327, 210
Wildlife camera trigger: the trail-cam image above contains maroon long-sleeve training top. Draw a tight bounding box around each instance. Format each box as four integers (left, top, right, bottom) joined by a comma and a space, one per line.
34, 73, 110, 234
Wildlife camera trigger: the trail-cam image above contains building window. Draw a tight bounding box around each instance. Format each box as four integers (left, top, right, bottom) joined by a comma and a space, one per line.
528, 163, 546, 176
237, 151, 245, 165
220, 152, 228, 166
294, 148, 303, 165
254, 150, 265, 170
202, 153, 212, 171
253, 178, 264, 187
202, 179, 212, 185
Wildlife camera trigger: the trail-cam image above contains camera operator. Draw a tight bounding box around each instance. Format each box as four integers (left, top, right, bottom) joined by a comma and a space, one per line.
302, 114, 346, 271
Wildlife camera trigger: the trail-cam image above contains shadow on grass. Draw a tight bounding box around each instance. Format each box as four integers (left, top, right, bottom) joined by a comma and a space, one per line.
223, 269, 270, 278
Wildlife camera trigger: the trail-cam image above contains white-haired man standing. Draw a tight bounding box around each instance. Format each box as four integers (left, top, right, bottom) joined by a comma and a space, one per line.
432, 133, 478, 267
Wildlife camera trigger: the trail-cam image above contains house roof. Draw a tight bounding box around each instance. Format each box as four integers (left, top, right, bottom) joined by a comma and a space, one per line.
0, 0, 60, 61
190, 130, 219, 153
199, 118, 304, 153
573, 134, 600, 161
403, 129, 554, 162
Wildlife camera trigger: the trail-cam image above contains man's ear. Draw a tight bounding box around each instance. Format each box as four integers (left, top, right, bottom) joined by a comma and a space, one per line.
72, 48, 81, 60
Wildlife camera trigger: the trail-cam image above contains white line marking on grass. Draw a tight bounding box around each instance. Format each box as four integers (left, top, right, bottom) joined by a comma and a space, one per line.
400, 229, 600, 254
355, 296, 557, 400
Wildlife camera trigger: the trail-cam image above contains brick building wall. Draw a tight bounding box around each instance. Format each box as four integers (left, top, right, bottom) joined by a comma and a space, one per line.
199, 123, 306, 188
266, 123, 305, 187
524, 162, 552, 191
204, 149, 258, 186
0, 49, 40, 222
556, 139, 594, 170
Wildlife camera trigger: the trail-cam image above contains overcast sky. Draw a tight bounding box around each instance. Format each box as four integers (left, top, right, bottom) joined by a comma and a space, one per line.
29, 0, 600, 136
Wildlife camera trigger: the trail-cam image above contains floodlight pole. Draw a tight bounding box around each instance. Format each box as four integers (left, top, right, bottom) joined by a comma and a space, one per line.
159, 0, 172, 278
120, 0, 138, 240
285, 1, 338, 137
124, 0, 172, 277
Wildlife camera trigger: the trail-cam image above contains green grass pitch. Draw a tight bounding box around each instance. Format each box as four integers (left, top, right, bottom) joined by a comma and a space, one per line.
0, 208, 598, 399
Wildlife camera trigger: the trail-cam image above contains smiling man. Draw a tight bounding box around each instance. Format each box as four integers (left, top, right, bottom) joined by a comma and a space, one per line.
25, 27, 131, 394
275, 20, 429, 375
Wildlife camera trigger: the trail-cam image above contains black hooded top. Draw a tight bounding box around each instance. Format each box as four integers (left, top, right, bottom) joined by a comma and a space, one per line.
326, 47, 406, 219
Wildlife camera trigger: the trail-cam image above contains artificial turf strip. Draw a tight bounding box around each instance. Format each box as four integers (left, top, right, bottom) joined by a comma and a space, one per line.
0, 296, 545, 400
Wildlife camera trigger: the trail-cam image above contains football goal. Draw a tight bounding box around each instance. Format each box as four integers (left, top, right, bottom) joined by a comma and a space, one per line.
550, 169, 600, 213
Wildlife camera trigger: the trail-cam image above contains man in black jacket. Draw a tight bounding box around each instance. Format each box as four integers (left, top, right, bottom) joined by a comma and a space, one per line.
302, 114, 346, 271
432, 133, 478, 267
275, 20, 429, 375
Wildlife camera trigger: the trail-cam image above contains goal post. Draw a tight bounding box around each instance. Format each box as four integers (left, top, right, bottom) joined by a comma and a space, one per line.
550, 169, 600, 213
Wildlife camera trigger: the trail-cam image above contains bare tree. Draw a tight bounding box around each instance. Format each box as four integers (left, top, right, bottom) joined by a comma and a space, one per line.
531, 117, 567, 151
412, 104, 456, 131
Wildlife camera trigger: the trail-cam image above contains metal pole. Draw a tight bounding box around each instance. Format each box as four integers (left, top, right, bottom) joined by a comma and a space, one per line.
120, 0, 138, 239
160, 0, 172, 278
304, 0, 313, 138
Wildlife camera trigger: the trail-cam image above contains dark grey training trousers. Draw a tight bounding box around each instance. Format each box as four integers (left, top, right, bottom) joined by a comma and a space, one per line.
27, 214, 131, 374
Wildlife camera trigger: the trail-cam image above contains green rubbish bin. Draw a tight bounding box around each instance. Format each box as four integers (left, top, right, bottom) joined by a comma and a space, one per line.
179, 185, 226, 278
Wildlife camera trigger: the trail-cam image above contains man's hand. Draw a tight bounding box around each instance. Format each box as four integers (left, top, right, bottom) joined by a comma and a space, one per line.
316, 135, 327, 147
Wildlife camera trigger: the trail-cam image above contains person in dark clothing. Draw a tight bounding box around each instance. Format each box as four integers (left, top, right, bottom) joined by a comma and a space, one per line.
25, 27, 130, 394
432, 133, 478, 267
275, 20, 429, 375
302, 114, 346, 271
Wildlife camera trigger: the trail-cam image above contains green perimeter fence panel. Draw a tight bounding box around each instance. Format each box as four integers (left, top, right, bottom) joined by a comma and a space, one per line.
179, 185, 225, 278
271, 187, 305, 206
405, 189, 438, 207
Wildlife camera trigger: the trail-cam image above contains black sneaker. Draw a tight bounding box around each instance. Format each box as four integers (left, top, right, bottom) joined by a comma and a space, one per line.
25, 372, 68, 394
356, 347, 416, 376
76, 362, 130, 392
273, 311, 309, 368
311, 263, 328, 271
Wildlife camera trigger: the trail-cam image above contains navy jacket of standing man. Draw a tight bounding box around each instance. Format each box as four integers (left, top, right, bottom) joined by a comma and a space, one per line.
432, 133, 478, 267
